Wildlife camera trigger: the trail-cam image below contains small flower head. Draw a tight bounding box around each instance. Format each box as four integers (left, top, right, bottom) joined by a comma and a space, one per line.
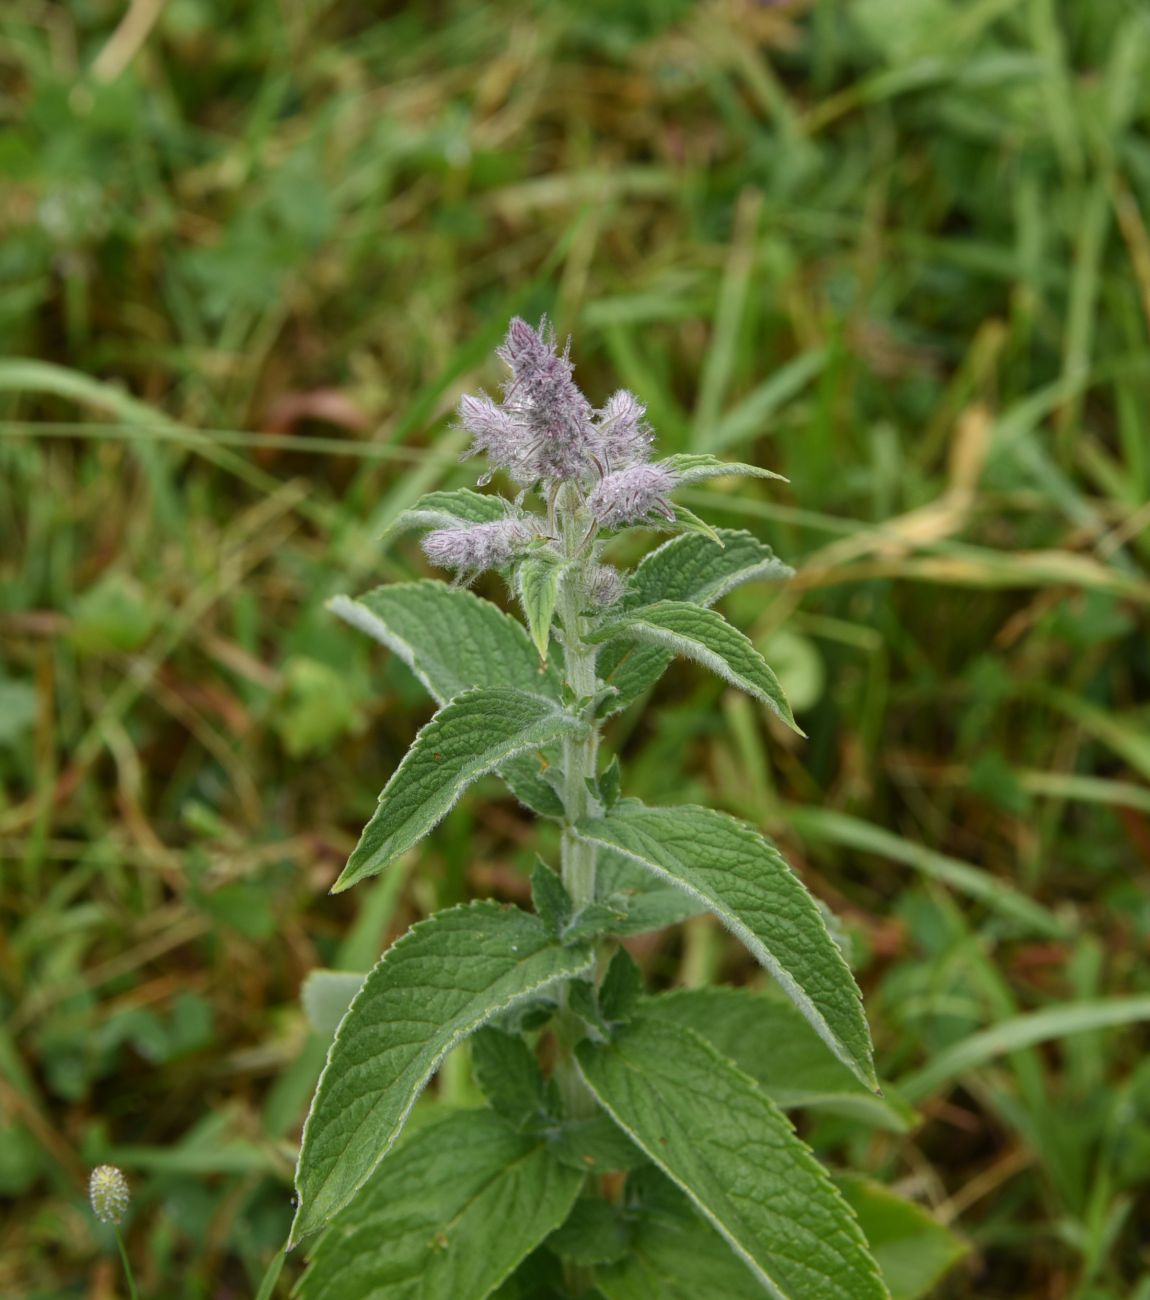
588, 563, 625, 607
587, 463, 677, 530
421, 518, 532, 575
593, 390, 651, 470
89, 1165, 130, 1225
457, 393, 523, 474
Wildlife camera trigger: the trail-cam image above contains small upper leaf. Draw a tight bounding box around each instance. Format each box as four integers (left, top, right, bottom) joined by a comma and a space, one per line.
576, 801, 876, 1089
597, 529, 792, 716
290, 901, 593, 1243
589, 600, 799, 732
577, 1015, 887, 1300
383, 487, 514, 538
516, 548, 568, 663
333, 688, 582, 892
659, 452, 787, 486
297, 1108, 582, 1300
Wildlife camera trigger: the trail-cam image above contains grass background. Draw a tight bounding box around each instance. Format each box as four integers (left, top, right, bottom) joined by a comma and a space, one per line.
2, 0, 1150, 1295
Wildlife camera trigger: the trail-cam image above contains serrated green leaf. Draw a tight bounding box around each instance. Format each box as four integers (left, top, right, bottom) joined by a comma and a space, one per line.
549, 1111, 647, 1174
516, 549, 567, 663
383, 487, 513, 539
329, 583, 566, 817
661, 452, 787, 486
301, 970, 366, 1039
334, 688, 582, 892
595, 1172, 765, 1300
297, 1108, 582, 1300
598, 756, 622, 808
330, 581, 561, 705
832, 1175, 968, 1300
595, 847, 705, 935
471, 1027, 549, 1127
577, 1016, 887, 1300
576, 802, 876, 1089
591, 601, 798, 732
597, 529, 792, 717
599, 947, 642, 1022
291, 902, 593, 1242
649, 988, 915, 1133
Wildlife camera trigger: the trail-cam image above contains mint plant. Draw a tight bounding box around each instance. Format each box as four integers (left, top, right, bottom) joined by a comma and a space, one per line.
290, 320, 890, 1298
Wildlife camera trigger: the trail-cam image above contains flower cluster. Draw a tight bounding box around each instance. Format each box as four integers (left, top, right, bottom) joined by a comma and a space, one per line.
89, 1165, 130, 1225
421, 517, 534, 576
459, 317, 659, 491
587, 463, 676, 529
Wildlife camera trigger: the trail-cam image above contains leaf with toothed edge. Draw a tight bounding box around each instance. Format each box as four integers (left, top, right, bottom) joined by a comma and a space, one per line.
575, 801, 876, 1090
333, 688, 582, 893
576, 1015, 888, 1300
588, 600, 799, 733
516, 548, 569, 663
296, 1108, 583, 1300
290, 901, 593, 1245
596, 528, 792, 717
329, 583, 567, 816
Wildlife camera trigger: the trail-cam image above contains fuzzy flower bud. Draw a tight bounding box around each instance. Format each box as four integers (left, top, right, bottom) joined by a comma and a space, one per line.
89, 1165, 130, 1225
457, 393, 523, 475
421, 518, 531, 574
493, 317, 597, 483
587, 464, 677, 530
593, 390, 652, 470
588, 564, 625, 607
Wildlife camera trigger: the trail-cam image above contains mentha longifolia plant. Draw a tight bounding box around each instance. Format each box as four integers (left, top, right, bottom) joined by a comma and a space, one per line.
289, 319, 895, 1299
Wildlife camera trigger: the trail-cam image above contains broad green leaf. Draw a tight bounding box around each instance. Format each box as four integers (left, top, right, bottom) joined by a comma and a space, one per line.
595, 1171, 765, 1300
661, 452, 787, 486
383, 487, 513, 538
516, 549, 567, 663
330, 583, 565, 817
589, 601, 798, 732
576, 802, 876, 1088
333, 688, 581, 892
833, 1175, 967, 1300
649, 988, 915, 1133
598, 529, 792, 716
577, 1016, 886, 1300
547, 1197, 632, 1267
329, 581, 561, 705
301, 970, 367, 1039
297, 1108, 582, 1300
470, 1027, 549, 1127
595, 847, 705, 934
291, 902, 593, 1243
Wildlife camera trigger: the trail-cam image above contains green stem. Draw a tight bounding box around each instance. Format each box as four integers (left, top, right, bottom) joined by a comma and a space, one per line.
114, 1227, 140, 1300
554, 488, 602, 1125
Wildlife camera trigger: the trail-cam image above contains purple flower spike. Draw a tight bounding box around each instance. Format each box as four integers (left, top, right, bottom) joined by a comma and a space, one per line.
421, 518, 531, 574
587, 463, 677, 530
593, 390, 651, 470
495, 317, 597, 483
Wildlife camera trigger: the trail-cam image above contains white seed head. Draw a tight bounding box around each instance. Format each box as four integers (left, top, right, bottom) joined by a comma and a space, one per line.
89, 1165, 130, 1225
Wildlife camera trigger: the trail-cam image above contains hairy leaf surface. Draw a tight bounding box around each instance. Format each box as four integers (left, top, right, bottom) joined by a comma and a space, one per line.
291, 902, 593, 1242
330, 581, 561, 704
516, 549, 567, 663
577, 1016, 886, 1300
384, 487, 513, 537
576, 802, 875, 1088
661, 452, 787, 486
649, 988, 913, 1133
591, 601, 797, 731
595, 847, 705, 935
297, 1109, 582, 1300
597, 529, 791, 716
334, 688, 581, 892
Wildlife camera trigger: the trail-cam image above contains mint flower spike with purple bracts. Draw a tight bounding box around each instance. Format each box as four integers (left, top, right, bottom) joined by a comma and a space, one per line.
298, 316, 903, 1300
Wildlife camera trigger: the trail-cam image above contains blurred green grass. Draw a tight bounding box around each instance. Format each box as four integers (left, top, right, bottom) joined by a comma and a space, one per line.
2, 0, 1150, 1294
